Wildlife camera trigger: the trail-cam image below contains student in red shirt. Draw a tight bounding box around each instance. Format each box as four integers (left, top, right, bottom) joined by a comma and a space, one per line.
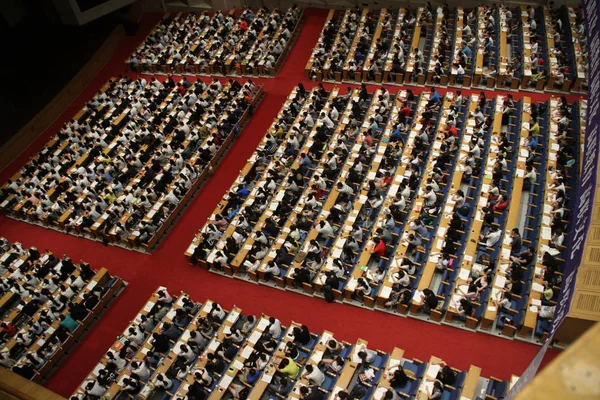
493, 195, 509, 212
371, 238, 386, 258
0, 322, 16, 337
400, 104, 412, 118
363, 132, 373, 148
448, 124, 459, 137
240, 20, 248, 31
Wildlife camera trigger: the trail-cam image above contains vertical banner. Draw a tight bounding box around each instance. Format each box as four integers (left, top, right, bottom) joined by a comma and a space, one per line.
506, 0, 600, 398
551, 0, 600, 333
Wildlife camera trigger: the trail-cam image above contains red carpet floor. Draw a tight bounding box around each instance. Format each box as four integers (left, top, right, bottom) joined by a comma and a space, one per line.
0, 8, 579, 397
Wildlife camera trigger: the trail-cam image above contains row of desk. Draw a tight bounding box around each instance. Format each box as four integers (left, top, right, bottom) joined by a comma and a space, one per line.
0, 242, 123, 383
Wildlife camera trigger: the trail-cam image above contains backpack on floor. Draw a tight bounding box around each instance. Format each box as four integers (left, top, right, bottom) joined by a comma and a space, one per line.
323, 286, 334, 303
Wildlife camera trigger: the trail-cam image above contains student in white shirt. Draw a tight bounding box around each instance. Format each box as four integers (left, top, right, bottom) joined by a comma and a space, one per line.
302, 364, 325, 385
268, 317, 282, 337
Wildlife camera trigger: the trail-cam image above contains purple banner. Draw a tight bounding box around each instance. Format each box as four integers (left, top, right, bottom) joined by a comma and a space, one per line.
506, 1, 599, 398
551, 0, 600, 333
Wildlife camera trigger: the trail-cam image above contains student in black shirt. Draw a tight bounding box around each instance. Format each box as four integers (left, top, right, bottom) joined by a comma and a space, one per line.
187, 381, 207, 400
151, 333, 170, 354
84, 286, 102, 310
70, 302, 89, 321
205, 353, 225, 374
389, 366, 408, 388
293, 325, 311, 346
423, 289, 439, 313
437, 365, 456, 386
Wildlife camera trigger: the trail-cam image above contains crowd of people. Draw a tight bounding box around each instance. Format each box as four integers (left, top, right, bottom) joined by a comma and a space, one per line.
187, 78, 584, 341
307, 3, 587, 93
0, 76, 261, 250
0, 240, 121, 381
129, 6, 301, 76
72, 287, 497, 400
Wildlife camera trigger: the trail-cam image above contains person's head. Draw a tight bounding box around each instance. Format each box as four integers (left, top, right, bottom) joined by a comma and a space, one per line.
300, 386, 309, 396
305, 364, 314, 373
328, 339, 337, 348
279, 358, 289, 368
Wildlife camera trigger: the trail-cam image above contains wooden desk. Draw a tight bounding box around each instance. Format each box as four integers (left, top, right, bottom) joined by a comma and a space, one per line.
480, 97, 530, 331
327, 339, 368, 400
185, 87, 315, 264
518, 96, 562, 338
306, 10, 336, 78
359, 10, 387, 82
461, 365, 482, 400
408, 94, 478, 316
404, 8, 424, 84
415, 356, 443, 400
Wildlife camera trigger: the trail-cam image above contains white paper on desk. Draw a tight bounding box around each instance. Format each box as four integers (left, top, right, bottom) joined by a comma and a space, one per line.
436, 239, 444, 251
207, 339, 219, 351
459, 268, 470, 280
478, 196, 488, 207
217, 374, 233, 389
427, 364, 441, 379
142, 301, 155, 313
529, 306, 538, 313
257, 317, 270, 331
487, 305, 497, 312
311, 350, 324, 363
181, 331, 191, 342
495, 275, 507, 288
542, 227, 552, 240
346, 277, 358, 291
248, 330, 262, 345
173, 343, 183, 355
380, 286, 392, 298
93, 362, 104, 376
231, 359, 244, 370
238, 345, 253, 359
542, 216, 551, 226
227, 310, 240, 324
262, 373, 274, 383
437, 227, 446, 238
532, 282, 544, 293
501, 248, 511, 260
373, 387, 387, 400
166, 310, 177, 320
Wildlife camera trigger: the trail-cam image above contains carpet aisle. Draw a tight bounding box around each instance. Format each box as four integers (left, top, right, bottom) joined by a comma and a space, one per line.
0, 8, 582, 398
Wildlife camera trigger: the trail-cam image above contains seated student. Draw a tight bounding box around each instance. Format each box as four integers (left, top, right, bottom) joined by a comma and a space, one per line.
268, 375, 293, 395
120, 374, 141, 395
277, 357, 300, 379
436, 365, 456, 386
299, 385, 324, 400
387, 364, 409, 388
457, 298, 474, 320
302, 364, 326, 386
